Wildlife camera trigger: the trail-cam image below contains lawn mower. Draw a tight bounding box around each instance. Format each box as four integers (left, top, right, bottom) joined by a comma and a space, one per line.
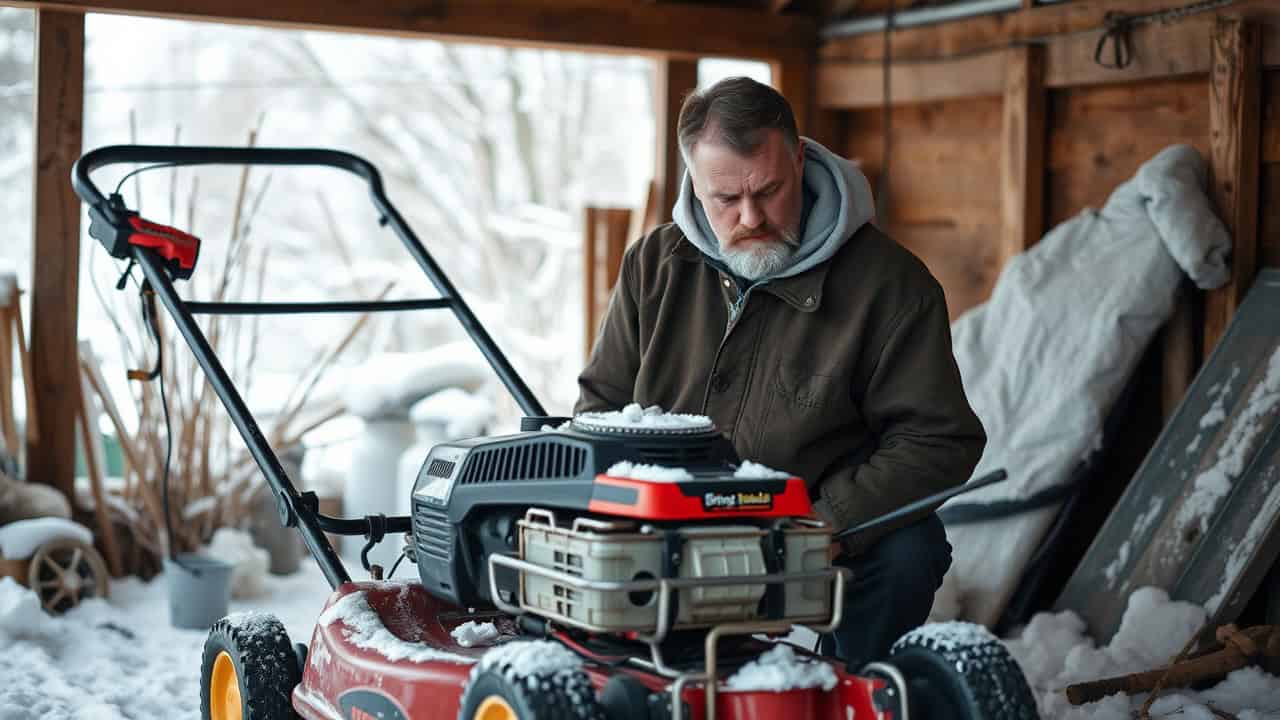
72, 145, 1038, 720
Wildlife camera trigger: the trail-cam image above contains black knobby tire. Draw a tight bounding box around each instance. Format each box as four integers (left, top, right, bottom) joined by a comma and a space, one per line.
888, 621, 1038, 720
457, 660, 605, 720
200, 613, 300, 720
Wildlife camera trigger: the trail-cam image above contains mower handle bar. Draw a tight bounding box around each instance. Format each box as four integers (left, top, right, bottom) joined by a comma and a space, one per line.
72, 144, 545, 419
72, 145, 546, 590
833, 467, 1008, 540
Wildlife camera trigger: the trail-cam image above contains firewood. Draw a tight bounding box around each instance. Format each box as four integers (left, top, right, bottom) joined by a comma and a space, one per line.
1065, 625, 1279, 705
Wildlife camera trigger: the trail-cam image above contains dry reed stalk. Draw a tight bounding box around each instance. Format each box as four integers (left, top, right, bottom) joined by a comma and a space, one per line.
12, 293, 38, 444
77, 374, 124, 576
0, 305, 16, 453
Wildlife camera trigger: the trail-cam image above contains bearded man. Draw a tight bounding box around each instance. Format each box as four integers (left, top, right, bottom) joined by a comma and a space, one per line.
575, 76, 985, 670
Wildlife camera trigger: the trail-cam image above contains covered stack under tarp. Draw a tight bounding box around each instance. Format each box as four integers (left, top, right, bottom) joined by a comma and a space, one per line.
932, 145, 1232, 627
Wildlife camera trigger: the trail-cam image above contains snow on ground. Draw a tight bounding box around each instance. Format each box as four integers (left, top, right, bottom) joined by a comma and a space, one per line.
3, 555, 1280, 719
0, 561, 332, 720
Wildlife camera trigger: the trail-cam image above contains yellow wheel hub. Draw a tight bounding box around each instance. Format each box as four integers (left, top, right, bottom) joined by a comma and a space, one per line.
210, 651, 244, 720
474, 695, 517, 720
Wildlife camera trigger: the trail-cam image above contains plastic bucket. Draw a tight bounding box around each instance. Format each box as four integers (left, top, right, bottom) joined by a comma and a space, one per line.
165, 553, 233, 629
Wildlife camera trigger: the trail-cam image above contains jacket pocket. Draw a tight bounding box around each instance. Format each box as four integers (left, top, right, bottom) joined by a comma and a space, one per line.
772, 360, 837, 409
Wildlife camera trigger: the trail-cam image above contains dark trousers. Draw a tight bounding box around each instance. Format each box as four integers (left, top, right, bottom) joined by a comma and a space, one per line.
819, 513, 952, 671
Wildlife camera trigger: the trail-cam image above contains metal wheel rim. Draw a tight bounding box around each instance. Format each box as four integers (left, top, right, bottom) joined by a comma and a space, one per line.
474, 695, 517, 720
210, 651, 244, 720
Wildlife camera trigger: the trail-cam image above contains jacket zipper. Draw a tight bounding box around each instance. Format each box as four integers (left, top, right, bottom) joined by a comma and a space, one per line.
700, 283, 754, 413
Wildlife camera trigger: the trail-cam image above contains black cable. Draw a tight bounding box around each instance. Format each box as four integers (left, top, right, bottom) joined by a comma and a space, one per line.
138, 284, 180, 569
387, 550, 406, 579
113, 163, 180, 199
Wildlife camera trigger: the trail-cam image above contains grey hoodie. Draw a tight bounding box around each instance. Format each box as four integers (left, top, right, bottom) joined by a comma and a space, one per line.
672, 137, 877, 282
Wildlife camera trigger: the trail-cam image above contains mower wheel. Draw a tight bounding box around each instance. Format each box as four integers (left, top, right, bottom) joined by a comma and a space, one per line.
885, 621, 1037, 720
200, 613, 300, 720
457, 663, 605, 720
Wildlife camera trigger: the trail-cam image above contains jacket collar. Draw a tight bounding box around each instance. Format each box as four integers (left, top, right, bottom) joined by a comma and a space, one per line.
670, 237, 829, 313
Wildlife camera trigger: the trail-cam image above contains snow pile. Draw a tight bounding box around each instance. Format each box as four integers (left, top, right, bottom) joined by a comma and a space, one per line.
1004, 586, 1280, 718
450, 620, 500, 648
477, 639, 581, 676
574, 403, 714, 431
0, 565, 331, 718
0, 517, 94, 559
343, 345, 491, 420
319, 589, 474, 664
1174, 346, 1280, 538
205, 528, 270, 599
410, 387, 494, 440
734, 461, 791, 480
606, 461, 693, 482
724, 644, 838, 692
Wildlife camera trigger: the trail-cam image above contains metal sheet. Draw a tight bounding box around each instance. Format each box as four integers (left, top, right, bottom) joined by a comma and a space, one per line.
1055, 268, 1280, 640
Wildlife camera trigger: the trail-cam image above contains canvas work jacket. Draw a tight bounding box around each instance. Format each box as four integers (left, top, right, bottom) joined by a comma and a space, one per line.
575, 221, 986, 555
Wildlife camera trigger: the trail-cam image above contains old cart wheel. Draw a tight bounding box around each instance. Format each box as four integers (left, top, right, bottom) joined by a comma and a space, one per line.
200, 614, 300, 720
27, 537, 110, 614
886, 621, 1038, 720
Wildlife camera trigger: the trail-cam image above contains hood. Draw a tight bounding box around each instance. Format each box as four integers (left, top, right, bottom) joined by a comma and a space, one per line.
672, 137, 876, 281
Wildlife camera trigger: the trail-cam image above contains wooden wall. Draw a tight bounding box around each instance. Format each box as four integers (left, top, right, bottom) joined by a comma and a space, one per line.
843, 97, 1004, 319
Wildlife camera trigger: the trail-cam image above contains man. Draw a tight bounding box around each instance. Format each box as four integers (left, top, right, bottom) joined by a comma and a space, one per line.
575, 77, 985, 670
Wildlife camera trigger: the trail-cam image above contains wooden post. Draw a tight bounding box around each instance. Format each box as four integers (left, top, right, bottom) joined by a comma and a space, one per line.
771, 50, 814, 140
28, 10, 84, 500
999, 44, 1046, 266
654, 57, 699, 226
583, 207, 632, 360
1204, 17, 1261, 359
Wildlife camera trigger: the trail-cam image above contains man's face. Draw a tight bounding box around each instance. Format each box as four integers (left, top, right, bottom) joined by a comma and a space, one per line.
689, 128, 806, 280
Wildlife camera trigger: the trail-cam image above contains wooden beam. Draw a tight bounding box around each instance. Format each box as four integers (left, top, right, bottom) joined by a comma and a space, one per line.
27, 9, 83, 501
817, 50, 1005, 108
820, 0, 1279, 64
819, 15, 1227, 109
1204, 18, 1261, 359
1000, 44, 1045, 264
9, 0, 816, 61
1043, 15, 1213, 88
654, 57, 698, 226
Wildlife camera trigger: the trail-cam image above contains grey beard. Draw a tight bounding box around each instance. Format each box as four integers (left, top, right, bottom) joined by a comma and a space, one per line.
721, 227, 800, 280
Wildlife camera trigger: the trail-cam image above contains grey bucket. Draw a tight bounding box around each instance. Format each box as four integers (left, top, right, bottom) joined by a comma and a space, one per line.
165, 553, 233, 629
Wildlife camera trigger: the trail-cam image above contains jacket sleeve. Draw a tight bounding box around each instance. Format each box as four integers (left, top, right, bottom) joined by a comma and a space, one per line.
574, 244, 643, 414
812, 286, 987, 555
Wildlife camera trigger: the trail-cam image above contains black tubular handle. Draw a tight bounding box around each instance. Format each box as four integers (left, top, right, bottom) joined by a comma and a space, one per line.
834, 468, 1009, 540
71, 144, 546, 419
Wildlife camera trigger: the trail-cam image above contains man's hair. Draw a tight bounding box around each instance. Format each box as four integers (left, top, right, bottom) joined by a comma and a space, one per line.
677, 76, 799, 166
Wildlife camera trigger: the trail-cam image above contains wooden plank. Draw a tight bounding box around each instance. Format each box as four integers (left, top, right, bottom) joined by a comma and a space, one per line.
772, 51, 815, 138
1204, 18, 1262, 360
1043, 15, 1213, 88
844, 96, 1005, 317
9, 0, 815, 60
583, 207, 631, 359
1000, 44, 1046, 264
1163, 284, 1199, 422
27, 9, 83, 500
1055, 269, 1280, 640
820, 0, 1280, 64
1265, 71, 1280, 163
653, 57, 699, 227
1045, 78, 1210, 228
817, 50, 1004, 108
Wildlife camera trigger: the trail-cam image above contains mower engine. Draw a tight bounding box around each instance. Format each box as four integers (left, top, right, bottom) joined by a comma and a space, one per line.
410, 408, 835, 636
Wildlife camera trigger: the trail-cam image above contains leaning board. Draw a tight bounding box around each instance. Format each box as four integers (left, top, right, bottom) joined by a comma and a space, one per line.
1055, 268, 1280, 641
